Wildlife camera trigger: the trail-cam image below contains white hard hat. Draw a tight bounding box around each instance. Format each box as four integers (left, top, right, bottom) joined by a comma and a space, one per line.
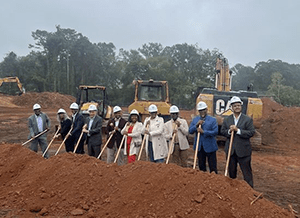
70, 102, 79, 110
113, 106, 122, 113
130, 109, 139, 115
33, 103, 41, 110
230, 96, 243, 105
148, 104, 158, 113
57, 108, 66, 114
197, 101, 208, 111
169, 105, 179, 113
88, 104, 97, 111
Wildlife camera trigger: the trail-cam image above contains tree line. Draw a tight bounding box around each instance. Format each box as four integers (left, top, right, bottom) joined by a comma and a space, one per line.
1, 26, 300, 108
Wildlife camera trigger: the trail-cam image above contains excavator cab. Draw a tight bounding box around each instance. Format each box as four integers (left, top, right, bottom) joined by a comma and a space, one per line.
0, 77, 25, 95
128, 79, 171, 122
76, 85, 112, 120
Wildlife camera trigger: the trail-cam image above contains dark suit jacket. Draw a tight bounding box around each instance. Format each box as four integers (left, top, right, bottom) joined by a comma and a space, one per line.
86, 115, 102, 146
60, 118, 72, 138
221, 113, 255, 157
105, 118, 127, 149
71, 113, 85, 139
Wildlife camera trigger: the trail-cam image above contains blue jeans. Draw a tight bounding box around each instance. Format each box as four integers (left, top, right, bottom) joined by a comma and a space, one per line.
148, 141, 165, 163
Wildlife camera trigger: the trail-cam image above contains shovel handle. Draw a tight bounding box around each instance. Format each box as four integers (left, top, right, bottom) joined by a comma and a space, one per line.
225, 131, 234, 177
97, 131, 114, 159
55, 127, 73, 156
22, 129, 49, 146
42, 126, 60, 157
166, 125, 178, 164
137, 124, 149, 161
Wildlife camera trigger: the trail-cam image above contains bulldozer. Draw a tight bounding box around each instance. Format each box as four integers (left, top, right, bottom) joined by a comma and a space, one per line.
0, 76, 25, 95
196, 57, 263, 146
128, 79, 171, 122
76, 85, 112, 121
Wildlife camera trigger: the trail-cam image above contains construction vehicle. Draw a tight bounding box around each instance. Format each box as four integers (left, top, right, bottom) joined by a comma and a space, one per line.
0, 77, 25, 95
76, 85, 112, 120
128, 79, 171, 122
196, 57, 263, 145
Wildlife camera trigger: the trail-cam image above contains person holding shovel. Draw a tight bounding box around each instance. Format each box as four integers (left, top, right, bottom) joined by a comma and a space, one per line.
189, 101, 218, 173
164, 105, 189, 167
82, 104, 102, 158
106, 106, 127, 165
121, 109, 143, 163
221, 96, 255, 187
56, 108, 72, 152
143, 104, 168, 163
28, 103, 51, 158
69, 102, 85, 154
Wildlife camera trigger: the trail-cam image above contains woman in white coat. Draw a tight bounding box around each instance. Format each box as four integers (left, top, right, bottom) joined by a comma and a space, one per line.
143, 104, 168, 163
121, 109, 143, 163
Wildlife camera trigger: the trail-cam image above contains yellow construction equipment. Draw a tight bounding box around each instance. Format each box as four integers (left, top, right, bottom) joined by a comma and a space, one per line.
0, 77, 25, 95
76, 85, 112, 120
128, 79, 171, 122
196, 57, 263, 145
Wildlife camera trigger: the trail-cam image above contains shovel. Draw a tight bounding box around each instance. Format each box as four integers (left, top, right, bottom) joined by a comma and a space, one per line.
22, 129, 49, 146
42, 126, 60, 157
225, 131, 234, 177
55, 127, 73, 156
166, 125, 178, 164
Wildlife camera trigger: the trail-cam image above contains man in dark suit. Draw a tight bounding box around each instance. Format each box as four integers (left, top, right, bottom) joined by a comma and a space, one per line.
28, 103, 50, 158
69, 102, 85, 154
221, 96, 256, 187
83, 104, 102, 158
106, 106, 127, 165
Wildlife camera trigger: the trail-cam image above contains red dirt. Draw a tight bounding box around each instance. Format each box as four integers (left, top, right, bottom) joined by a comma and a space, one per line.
259, 98, 300, 151
12, 92, 76, 109
0, 94, 299, 216
0, 144, 293, 218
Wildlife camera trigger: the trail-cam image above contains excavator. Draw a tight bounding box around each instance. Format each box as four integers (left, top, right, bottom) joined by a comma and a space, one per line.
128, 79, 171, 122
0, 77, 25, 95
196, 57, 263, 146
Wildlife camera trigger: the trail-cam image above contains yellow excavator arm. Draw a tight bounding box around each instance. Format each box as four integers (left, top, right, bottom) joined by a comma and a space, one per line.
0, 77, 25, 94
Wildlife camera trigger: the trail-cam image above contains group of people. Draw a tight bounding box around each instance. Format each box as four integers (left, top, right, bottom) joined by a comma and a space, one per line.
28, 95, 255, 187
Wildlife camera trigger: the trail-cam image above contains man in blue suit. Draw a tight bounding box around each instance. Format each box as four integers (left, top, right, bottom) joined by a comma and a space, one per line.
189, 101, 218, 173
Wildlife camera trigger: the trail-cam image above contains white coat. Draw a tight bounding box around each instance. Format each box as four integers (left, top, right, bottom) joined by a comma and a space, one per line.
121, 122, 143, 156
143, 116, 168, 160
164, 118, 190, 151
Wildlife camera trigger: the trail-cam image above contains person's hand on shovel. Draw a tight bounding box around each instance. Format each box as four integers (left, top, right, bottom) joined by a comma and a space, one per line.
229, 125, 238, 133
197, 119, 204, 127
82, 124, 89, 133
197, 126, 204, 134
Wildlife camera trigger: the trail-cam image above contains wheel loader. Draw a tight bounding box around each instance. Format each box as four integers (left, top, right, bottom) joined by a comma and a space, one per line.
76, 85, 112, 121
196, 57, 263, 146
128, 79, 171, 122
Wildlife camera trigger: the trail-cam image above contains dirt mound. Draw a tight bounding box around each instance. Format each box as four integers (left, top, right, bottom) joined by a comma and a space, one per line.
12, 92, 76, 109
261, 97, 284, 119
0, 144, 293, 217
0, 93, 19, 107
259, 98, 300, 150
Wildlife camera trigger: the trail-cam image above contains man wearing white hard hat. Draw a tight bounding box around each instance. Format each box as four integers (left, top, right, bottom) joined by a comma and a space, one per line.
121, 109, 143, 163
221, 96, 255, 187
164, 105, 189, 167
82, 104, 102, 158
28, 103, 51, 158
189, 101, 218, 173
56, 108, 72, 152
68, 102, 85, 154
105, 106, 127, 165
143, 104, 168, 163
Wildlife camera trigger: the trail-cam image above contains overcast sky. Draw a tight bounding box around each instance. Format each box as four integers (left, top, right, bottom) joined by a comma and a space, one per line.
1, 0, 299, 67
